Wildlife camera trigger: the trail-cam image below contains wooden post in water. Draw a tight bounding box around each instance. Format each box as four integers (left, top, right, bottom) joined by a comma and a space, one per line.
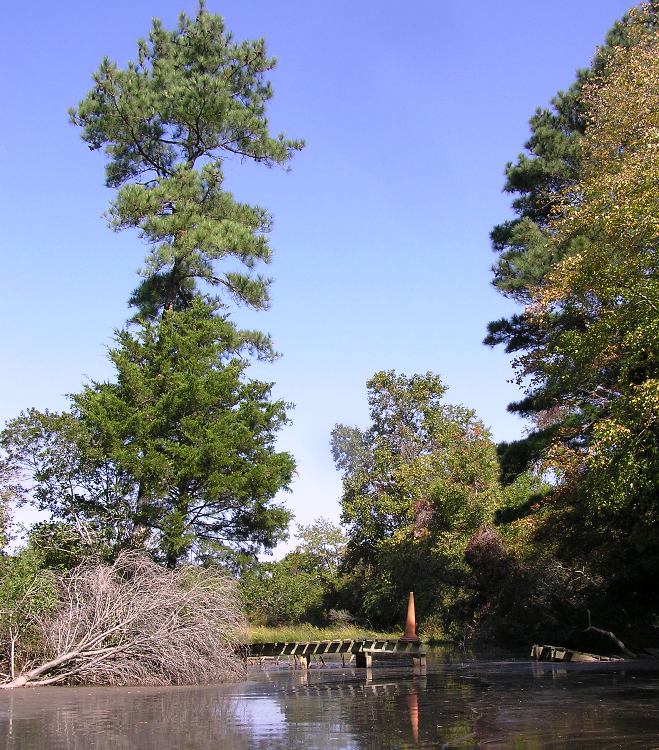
355, 651, 372, 668
412, 653, 426, 672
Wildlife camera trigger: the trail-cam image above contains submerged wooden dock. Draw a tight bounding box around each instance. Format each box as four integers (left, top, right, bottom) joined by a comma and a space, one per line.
531, 644, 624, 662
247, 638, 426, 670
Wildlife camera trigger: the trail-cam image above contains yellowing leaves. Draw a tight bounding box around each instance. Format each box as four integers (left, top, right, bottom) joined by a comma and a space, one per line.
516, 4, 659, 517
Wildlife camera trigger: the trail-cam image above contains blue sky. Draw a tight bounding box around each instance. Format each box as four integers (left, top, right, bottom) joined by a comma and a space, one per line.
2, 0, 633, 550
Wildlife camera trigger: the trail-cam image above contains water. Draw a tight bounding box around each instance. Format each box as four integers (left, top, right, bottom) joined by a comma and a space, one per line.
1, 650, 658, 749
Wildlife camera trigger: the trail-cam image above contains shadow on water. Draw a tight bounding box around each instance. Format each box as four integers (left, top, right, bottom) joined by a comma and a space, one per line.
1, 646, 658, 749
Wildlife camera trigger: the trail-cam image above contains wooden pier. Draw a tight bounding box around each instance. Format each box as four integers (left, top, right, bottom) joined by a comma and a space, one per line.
531, 644, 623, 662
247, 638, 426, 670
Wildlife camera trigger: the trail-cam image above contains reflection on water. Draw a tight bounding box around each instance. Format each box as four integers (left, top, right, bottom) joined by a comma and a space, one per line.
1, 649, 658, 749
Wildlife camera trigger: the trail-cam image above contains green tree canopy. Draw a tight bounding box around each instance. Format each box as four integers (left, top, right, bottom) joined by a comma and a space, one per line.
485, 3, 659, 480
2, 303, 294, 566
331, 371, 501, 625
486, 5, 659, 634
520, 5, 659, 532
294, 517, 346, 578
332, 372, 500, 552
70, 3, 303, 320
0, 545, 57, 682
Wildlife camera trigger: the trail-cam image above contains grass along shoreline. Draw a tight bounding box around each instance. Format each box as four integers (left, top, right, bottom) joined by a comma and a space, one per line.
246, 625, 402, 644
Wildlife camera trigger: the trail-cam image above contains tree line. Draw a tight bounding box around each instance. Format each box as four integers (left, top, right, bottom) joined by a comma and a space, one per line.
243, 3, 658, 651
1, 2, 657, 686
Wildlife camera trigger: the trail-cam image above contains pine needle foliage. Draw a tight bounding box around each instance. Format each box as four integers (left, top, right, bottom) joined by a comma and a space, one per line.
70, 2, 304, 319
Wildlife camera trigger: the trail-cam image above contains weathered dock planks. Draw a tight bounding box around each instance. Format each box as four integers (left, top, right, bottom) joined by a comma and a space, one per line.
246, 638, 426, 670
531, 644, 624, 662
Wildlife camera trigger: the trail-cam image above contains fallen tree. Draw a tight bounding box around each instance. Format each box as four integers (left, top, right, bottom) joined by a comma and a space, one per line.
584, 610, 636, 658
1, 552, 247, 688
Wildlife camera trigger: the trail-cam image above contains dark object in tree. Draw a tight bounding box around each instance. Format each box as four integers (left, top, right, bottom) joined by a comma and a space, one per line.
464, 525, 513, 609
464, 525, 507, 570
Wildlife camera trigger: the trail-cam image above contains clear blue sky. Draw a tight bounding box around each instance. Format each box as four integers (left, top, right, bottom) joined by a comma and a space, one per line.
1, 0, 634, 550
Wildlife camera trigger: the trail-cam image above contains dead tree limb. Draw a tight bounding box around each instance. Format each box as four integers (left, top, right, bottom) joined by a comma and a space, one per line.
584, 609, 636, 658
2, 552, 247, 688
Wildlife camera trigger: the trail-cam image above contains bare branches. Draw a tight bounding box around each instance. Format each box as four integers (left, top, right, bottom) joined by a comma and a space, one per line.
2, 552, 247, 688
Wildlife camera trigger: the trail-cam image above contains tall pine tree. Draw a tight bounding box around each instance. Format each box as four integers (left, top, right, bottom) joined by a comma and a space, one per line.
2, 5, 302, 566
70, 3, 303, 322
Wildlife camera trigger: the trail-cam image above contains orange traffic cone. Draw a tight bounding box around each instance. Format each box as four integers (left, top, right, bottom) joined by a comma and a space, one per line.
401, 591, 420, 642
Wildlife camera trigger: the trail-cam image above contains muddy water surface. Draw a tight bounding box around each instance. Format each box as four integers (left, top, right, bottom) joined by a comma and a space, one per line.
1, 651, 658, 749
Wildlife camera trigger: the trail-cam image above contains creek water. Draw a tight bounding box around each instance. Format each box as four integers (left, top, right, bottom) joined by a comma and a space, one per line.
1, 649, 658, 749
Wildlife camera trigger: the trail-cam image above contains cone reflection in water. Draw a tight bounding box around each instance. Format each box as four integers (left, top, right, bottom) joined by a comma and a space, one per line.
406, 691, 419, 743
402, 591, 420, 641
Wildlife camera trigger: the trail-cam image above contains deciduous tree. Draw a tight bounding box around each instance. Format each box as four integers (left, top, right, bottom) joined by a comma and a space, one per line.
486, 3, 659, 479
522, 5, 659, 528
294, 517, 346, 578
0, 546, 57, 683
490, 6, 659, 634
331, 371, 501, 626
